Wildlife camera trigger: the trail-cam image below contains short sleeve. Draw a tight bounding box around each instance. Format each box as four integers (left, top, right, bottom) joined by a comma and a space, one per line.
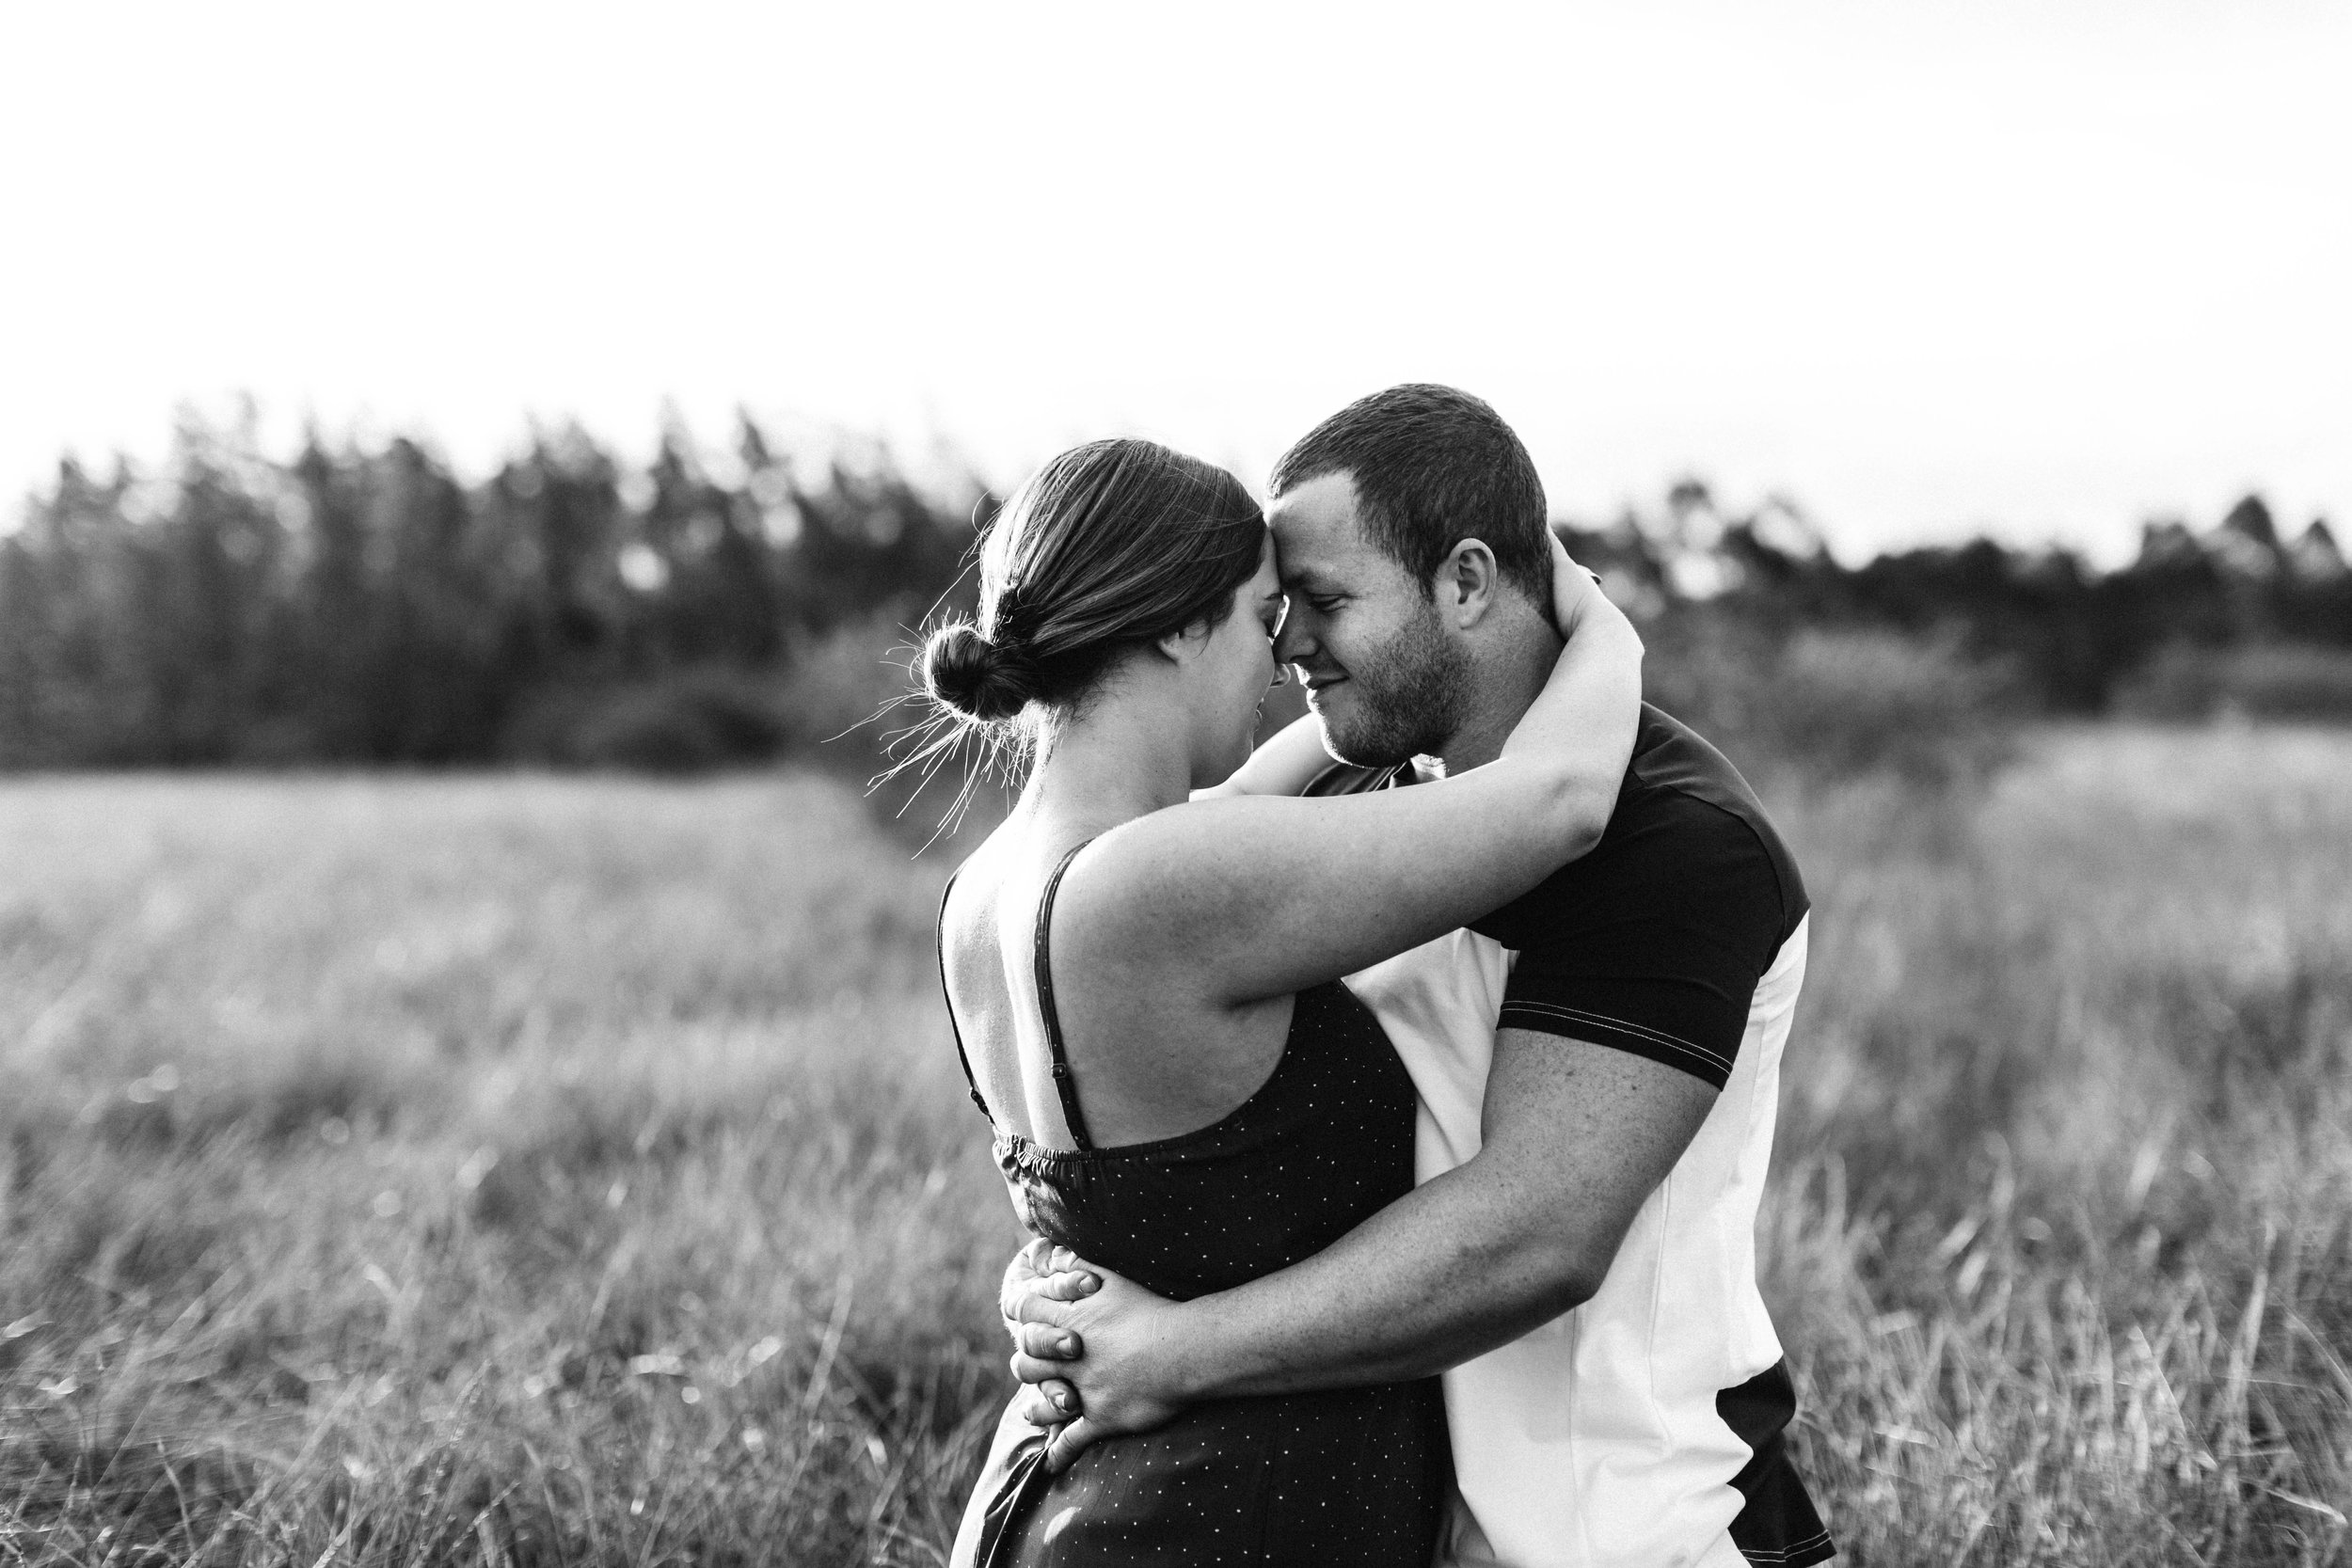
1473, 790, 1798, 1091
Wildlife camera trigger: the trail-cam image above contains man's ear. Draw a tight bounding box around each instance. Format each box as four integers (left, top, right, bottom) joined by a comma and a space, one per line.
1435, 539, 1502, 629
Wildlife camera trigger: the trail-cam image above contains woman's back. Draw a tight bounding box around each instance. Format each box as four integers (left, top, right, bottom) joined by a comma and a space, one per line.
944, 839, 1450, 1565
942, 824, 1299, 1153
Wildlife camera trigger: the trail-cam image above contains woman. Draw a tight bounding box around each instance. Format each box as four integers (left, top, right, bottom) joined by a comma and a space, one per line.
925, 438, 1641, 1565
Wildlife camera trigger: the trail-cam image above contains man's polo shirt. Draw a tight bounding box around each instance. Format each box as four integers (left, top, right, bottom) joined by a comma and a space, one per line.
1308, 705, 1834, 1568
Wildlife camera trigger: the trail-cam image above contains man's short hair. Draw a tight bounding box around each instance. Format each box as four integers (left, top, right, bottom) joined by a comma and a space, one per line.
1270, 384, 1549, 602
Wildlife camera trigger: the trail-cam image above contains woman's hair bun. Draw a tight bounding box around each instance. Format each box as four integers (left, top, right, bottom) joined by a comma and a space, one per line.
921, 621, 1038, 723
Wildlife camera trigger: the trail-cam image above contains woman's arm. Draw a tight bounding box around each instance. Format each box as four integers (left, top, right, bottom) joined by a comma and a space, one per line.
1073, 536, 1642, 1008
1199, 558, 1616, 804
1190, 714, 1331, 801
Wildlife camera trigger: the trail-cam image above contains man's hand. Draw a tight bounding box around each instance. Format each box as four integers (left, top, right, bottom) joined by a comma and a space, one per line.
999, 1244, 1191, 1472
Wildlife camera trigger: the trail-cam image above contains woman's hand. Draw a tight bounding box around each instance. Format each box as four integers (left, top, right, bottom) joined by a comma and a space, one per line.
1548, 532, 1610, 642
1490, 534, 1642, 847
998, 1240, 1089, 1422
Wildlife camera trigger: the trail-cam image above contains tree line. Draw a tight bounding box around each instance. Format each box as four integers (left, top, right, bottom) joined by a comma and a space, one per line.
1, 418, 2344, 770
1575, 483, 2349, 715
0, 419, 979, 768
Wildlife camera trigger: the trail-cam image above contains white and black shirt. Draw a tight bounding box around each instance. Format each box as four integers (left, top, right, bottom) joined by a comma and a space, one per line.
1311, 705, 1835, 1568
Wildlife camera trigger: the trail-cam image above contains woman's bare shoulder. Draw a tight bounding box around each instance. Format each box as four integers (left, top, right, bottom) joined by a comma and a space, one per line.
1043, 809, 1240, 996
951, 807, 1232, 1006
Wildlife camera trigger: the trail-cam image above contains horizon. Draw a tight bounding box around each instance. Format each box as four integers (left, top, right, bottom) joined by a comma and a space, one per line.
7, 393, 2330, 576
5, 1, 2345, 568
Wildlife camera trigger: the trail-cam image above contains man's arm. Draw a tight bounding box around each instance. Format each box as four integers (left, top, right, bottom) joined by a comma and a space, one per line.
1007, 1028, 1714, 1463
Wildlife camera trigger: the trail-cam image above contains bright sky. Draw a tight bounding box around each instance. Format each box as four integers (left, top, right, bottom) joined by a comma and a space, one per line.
3, 1, 2345, 562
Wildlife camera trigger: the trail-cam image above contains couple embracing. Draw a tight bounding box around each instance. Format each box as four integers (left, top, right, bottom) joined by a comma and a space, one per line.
921, 386, 1835, 1567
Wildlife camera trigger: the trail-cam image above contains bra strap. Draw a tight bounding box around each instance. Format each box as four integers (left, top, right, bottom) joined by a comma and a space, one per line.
935, 872, 993, 1123
1032, 840, 1096, 1151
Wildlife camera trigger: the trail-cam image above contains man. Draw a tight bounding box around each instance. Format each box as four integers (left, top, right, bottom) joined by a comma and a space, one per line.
1000, 385, 1834, 1568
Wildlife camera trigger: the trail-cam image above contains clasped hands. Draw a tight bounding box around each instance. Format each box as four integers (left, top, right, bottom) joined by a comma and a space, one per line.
998, 1238, 1188, 1473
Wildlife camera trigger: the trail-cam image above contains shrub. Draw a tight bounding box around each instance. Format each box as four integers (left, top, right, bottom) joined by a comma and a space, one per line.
1646, 622, 2018, 793
777, 613, 926, 760
2114, 641, 2352, 722
501, 670, 794, 772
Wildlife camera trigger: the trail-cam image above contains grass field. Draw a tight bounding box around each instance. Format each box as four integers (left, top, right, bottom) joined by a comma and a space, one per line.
2, 727, 2347, 1566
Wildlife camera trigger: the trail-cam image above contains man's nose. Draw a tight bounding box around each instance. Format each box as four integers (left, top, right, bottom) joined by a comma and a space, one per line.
1272, 608, 1312, 667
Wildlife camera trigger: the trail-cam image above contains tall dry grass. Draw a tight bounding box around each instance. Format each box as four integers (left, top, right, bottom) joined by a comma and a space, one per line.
1765, 729, 2352, 1563
1, 778, 1018, 1564
1, 729, 2347, 1565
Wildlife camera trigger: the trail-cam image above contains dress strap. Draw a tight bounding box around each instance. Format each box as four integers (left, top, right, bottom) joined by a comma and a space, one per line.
1032, 839, 1097, 1151
935, 872, 993, 1123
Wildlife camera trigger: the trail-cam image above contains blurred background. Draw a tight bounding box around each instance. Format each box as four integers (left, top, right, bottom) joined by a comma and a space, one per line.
4, 1, 2348, 786
2, 5, 2348, 1566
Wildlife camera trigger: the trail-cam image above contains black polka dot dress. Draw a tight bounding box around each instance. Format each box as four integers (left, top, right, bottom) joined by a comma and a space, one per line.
946, 846, 1450, 1566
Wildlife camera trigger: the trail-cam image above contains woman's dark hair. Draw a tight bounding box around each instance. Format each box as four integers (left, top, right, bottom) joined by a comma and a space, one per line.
914, 437, 1265, 745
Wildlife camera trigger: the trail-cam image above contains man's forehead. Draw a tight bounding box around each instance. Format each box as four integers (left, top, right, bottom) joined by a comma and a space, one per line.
1269, 471, 1366, 585
1272, 534, 1348, 592
1268, 469, 1359, 527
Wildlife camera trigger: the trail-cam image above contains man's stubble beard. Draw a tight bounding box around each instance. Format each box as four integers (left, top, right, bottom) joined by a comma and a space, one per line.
1316, 602, 1473, 769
